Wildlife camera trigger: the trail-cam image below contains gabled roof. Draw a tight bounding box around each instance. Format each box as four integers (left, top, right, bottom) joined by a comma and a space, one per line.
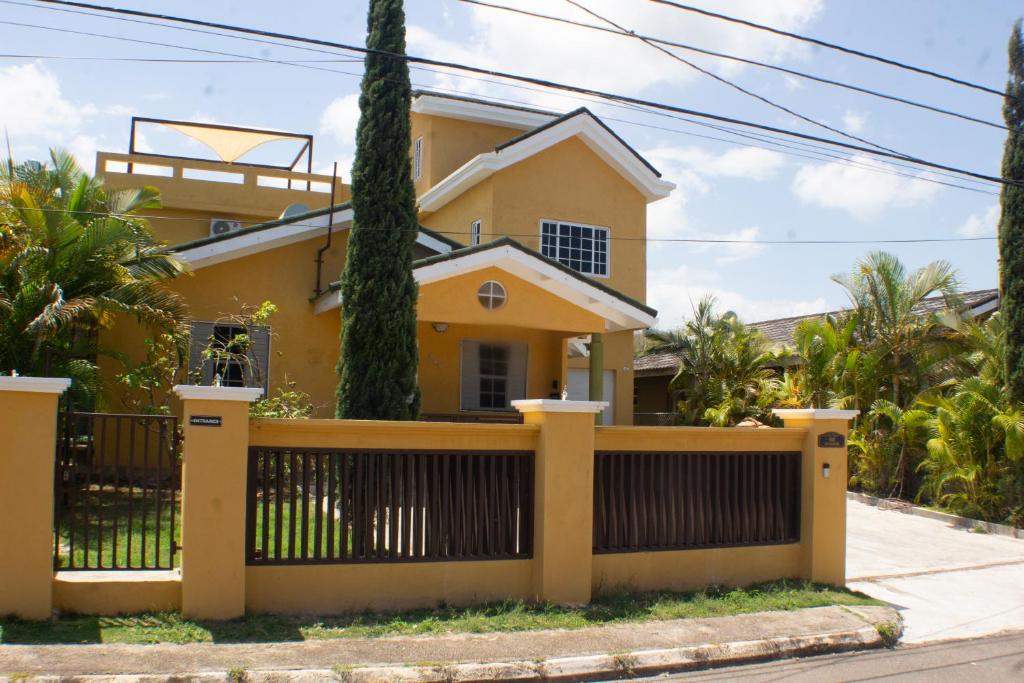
411, 90, 558, 130
171, 203, 459, 270
313, 237, 657, 332
417, 108, 675, 213
634, 288, 1001, 377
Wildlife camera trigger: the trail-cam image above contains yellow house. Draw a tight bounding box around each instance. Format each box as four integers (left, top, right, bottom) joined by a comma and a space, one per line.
96, 92, 674, 423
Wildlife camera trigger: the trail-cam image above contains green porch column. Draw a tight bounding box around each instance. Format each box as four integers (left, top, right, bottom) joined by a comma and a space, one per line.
588, 333, 604, 425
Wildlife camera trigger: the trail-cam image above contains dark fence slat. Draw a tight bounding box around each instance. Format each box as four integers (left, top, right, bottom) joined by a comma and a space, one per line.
245, 448, 535, 565
54, 411, 181, 571
593, 451, 801, 554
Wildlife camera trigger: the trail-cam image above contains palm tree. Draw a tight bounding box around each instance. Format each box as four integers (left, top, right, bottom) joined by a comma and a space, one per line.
917, 377, 1024, 520
0, 149, 187, 404
831, 251, 963, 407
642, 296, 777, 425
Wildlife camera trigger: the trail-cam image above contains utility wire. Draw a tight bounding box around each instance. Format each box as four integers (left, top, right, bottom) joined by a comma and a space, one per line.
648, 0, 1007, 98
0, 20, 369, 79
23, 0, 1021, 188
1, 206, 998, 246
563, 0, 905, 156
2, 15, 998, 194
0, 53, 364, 63
459, 0, 1008, 131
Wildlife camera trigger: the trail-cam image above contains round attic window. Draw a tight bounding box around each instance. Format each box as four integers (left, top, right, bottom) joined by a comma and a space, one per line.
477, 280, 507, 310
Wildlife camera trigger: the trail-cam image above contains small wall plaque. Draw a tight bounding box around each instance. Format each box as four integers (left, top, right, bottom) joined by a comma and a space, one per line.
818, 431, 846, 448
190, 415, 222, 427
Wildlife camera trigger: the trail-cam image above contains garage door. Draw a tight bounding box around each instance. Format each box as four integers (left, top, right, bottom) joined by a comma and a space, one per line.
568, 368, 615, 425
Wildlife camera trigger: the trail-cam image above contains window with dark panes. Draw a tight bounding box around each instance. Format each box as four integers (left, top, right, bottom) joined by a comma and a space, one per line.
478, 343, 509, 409
540, 220, 609, 276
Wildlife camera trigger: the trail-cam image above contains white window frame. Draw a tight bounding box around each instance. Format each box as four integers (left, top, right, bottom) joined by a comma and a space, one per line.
471, 219, 482, 246
413, 136, 423, 181
538, 219, 611, 278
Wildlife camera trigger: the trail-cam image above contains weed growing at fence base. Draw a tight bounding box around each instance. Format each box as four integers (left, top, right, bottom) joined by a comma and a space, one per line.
0, 580, 879, 645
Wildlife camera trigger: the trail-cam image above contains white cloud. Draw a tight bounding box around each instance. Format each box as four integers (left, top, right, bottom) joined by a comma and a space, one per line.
842, 110, 867, 134
671, 146, 786, 181
66, 135, 101, 173
648, 264, 827, 327
790, 155, 941, 220
0, 63, 84, 138
641, 145, 778, 263
957, 204, 999, 237
318, 93, 361, 181
409, 0, 824, 105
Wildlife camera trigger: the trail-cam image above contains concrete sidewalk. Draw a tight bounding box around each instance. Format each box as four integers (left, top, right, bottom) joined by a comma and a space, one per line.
0, 605, 899, 681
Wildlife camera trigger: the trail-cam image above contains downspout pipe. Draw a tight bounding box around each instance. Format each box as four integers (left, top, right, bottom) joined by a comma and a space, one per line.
313, 162, 339, 297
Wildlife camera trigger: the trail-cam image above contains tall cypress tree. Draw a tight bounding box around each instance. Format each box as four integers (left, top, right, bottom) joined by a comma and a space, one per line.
999, 20, 1024, 401
336, 0, 421, 419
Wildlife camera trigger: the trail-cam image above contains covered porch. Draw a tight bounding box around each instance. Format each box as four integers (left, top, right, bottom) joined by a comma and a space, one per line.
313, 238, 656, 425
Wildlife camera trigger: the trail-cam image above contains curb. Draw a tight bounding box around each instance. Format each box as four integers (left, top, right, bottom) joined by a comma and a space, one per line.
13, 619, 901, 682
847, 490, 1024, 540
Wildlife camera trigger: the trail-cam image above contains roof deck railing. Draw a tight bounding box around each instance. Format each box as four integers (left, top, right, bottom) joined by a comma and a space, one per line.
96, 151, 344, 195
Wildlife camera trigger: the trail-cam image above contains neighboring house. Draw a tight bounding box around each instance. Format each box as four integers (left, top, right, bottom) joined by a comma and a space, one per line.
97, 92, 674, 423
633, 289, 1000, 423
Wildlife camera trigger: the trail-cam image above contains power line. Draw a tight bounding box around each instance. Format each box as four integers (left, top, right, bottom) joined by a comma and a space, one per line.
0, 53, 364, 63
1, 19, 970, 196
3, 10, 999, 195
648, 0, 1008, 98
1, 205, 998, 246
23, 0, 1021, 188
562, 0, 904, 156
459, 0, 1008, 131
0, 20, 369, 79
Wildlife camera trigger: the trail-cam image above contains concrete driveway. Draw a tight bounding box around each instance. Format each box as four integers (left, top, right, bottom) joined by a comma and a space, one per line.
846, 498, 1024, 642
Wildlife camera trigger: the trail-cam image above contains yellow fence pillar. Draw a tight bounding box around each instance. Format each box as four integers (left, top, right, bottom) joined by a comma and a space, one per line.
513, 398, 607, 605
173, 385, 262, 619
0, 376, 70, 619
773, 408, 859, 586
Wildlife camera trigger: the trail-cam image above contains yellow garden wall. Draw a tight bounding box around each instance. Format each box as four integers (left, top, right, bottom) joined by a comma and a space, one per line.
54, 571, 181, 615
247, 561, 533, 614
593, 544, 803, 594
0, 383, 855, 619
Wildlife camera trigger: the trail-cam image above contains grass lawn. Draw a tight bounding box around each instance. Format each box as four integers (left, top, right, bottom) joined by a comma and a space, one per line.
56, 487, 179, 570
57, 485, 180, 573
0, 580, 881, 645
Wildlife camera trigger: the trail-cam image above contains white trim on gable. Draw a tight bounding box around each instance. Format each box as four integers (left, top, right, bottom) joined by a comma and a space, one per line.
176, 207, 454, 270
312, 243, 657, 332
417, 112, 675, 213
412, 93, 556, 130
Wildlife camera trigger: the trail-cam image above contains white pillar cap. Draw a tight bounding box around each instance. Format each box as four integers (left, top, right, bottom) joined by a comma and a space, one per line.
0, 376, 72, 394
173, 385, 264, 402
772, 408, 859, 421
512, 399, 608, 414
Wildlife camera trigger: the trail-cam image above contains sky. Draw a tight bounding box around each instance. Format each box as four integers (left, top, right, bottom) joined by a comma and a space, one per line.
0, 0, 1019, 327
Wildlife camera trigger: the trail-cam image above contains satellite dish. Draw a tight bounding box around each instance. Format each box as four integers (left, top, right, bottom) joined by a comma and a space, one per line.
279, 203, 311, 220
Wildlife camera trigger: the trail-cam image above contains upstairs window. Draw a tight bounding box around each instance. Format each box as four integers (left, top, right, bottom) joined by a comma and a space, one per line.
471, 219, 482, 246
540, 220, 609, 277
413, 136, 423, 181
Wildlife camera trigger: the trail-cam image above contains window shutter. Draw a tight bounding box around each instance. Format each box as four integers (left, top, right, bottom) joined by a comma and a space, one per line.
507, 343, 528, 405
188, 321, 215, 385
246, 324, 272, 392
460, 340, 481, 410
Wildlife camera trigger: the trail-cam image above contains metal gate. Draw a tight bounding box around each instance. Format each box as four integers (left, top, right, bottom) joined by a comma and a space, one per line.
54, 410, 182, 570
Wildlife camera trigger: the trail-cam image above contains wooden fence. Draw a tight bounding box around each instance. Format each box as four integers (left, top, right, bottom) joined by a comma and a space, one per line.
245, 448, 535, 564
593, 450, 801, 553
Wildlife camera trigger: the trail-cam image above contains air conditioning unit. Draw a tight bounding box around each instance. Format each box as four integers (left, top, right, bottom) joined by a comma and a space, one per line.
210, 218, 243, 237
